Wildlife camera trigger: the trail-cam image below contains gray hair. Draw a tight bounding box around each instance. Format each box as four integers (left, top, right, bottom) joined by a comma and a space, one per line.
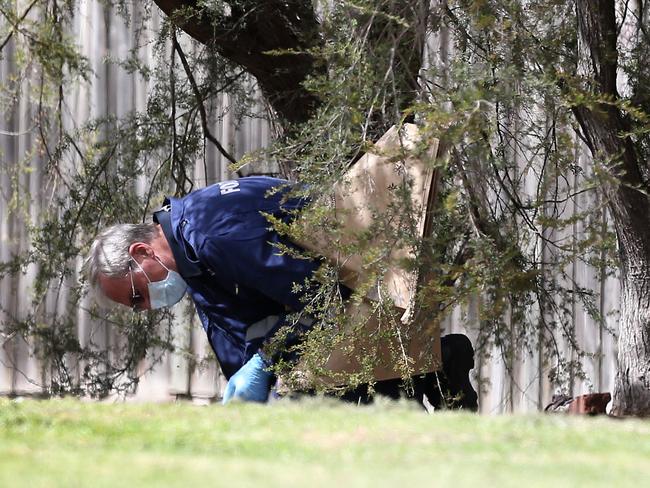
83, 223, 158, 303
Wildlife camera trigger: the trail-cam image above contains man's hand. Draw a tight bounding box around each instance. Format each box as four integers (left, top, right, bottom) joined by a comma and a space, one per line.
222, 353, 273, 404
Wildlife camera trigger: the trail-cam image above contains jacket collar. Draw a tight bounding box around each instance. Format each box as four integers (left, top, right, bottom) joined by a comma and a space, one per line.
153, 202, 202, 279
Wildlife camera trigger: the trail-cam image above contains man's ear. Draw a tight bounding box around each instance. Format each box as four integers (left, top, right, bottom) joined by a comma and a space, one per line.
129, 242, 154, 260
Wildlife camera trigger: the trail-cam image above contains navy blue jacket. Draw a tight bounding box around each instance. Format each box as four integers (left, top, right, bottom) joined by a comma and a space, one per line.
155, 177, 319, 379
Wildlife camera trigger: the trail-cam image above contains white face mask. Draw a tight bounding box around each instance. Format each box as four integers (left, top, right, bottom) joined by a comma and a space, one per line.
132, 257, 187, 309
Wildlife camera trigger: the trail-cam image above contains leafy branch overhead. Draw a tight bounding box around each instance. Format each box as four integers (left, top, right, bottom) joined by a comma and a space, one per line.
1, 0, 649, 415
153, 0, 324, 125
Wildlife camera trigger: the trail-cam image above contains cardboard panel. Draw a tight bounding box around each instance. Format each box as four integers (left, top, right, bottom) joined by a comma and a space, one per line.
292, 124, 442, 382
321, 299, 442, 383
296, 124, 439, 311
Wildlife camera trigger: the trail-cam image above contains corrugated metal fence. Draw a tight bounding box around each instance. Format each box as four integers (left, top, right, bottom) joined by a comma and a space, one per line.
0, 2, 619, 412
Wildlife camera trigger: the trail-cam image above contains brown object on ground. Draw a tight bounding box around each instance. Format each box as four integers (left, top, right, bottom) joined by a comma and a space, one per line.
568, 393, 612, 415
545, 392, 611, 415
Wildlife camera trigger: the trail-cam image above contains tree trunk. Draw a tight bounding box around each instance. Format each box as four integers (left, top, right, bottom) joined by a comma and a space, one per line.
152, 0, 322, 127
574, 0, 650, 415
614, 260, 650, 415
600, 108, 650, 416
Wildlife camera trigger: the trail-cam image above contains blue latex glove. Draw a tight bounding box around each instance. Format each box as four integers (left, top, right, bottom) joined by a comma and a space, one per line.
222, 353, 273, 404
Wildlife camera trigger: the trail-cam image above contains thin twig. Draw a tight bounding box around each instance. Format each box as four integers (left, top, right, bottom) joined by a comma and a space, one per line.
172, 33, 241, 176
170, 34, 179, 189
0, 0, 39, 52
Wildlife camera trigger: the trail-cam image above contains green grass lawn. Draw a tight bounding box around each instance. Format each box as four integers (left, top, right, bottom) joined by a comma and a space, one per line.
1, 397, 649, 488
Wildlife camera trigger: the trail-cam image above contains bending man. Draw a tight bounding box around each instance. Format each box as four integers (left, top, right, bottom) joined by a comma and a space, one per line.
84, 176, 319, 403
84, 176, 478, 409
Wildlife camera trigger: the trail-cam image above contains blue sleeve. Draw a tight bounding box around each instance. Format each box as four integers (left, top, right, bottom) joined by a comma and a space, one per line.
195, 304, 248, 379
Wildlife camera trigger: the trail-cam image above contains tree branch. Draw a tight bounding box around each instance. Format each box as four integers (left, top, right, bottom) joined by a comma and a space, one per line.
172, 34, 241, 175
153, 0, 323, 127
0, 0, 39, 52
576, 0, 618, 94
572, 1, 650, 277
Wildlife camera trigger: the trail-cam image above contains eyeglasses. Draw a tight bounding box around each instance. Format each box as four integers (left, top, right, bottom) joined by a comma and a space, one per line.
129, 262, 145, 311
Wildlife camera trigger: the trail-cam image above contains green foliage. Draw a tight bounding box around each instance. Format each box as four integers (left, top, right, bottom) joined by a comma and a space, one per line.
2, 0, 648, 399
259, 0, 622, 392
0, 1, 244, 396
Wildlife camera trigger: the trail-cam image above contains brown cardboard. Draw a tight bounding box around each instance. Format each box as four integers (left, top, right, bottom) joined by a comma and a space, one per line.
292, 124, 442, 382
296, 124, 439, 311
319, 299, 442, 383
